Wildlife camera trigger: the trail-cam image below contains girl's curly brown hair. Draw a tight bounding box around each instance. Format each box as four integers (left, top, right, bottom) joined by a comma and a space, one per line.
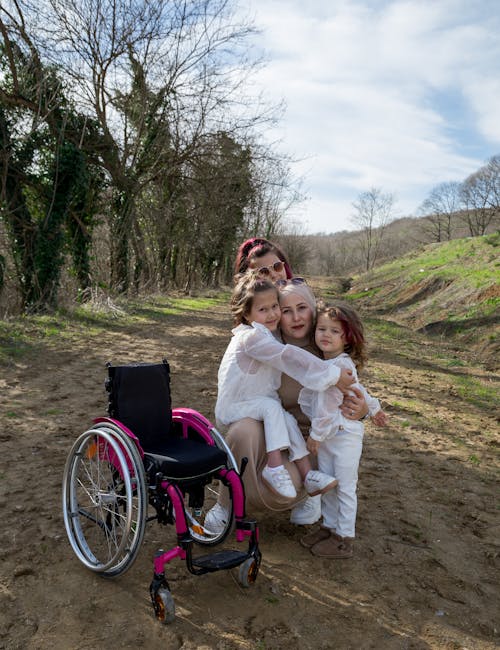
231, 271, 278, 325
316, 299, 368, 371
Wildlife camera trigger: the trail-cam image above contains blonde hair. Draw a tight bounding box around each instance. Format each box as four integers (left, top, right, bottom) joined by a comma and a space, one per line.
277, 281, 317, 314
277, 280, 319, 348
231, 272, 278, 325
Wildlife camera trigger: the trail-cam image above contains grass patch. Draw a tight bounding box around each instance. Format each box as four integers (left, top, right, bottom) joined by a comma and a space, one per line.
446, 358, 466, 368
367, 237, 500, 287
346, 287, 380, 300
43, 408, 65, 416
167, 295, 228, 310
123, 293, 229, 317
365, 318, 410, 341
0, 292, 230, 366
0, 321, 37, 362
454, 374, 499, 412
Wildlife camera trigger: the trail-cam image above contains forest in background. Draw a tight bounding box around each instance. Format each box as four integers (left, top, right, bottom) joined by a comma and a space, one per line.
1, 0, 500, 317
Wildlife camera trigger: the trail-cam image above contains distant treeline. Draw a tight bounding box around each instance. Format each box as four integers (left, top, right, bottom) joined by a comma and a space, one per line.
282, 208, 500, 280
280, 157, 500, 279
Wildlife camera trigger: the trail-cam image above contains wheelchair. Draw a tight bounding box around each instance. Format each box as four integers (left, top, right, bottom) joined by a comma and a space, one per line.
62, 360, 261, 624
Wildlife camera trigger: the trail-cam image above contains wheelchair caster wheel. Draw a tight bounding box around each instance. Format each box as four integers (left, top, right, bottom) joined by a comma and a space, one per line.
152, 586, 176, 624
237, 557, 259, 588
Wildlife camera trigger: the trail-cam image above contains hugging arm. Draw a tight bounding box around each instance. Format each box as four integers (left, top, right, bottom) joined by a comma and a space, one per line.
243, 323, 354, 392
341, 385, 388, 424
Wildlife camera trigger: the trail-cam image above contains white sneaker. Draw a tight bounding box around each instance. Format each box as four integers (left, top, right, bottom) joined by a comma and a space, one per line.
204, 502, 229, 535
304, 470, 338, 496
290, 495, 321, 525
262, 465, 297, 499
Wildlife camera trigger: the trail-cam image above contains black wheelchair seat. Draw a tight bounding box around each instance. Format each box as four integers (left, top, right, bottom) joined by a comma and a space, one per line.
144, 438, 227, 481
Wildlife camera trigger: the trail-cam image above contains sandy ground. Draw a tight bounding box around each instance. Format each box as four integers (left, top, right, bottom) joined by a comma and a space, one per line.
0, 296, 498, 650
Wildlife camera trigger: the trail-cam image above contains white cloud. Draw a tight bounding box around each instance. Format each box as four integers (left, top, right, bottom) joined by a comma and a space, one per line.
244, 0, 500, 233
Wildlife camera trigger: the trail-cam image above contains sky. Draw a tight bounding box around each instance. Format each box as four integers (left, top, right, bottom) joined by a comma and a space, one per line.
243, 0, 500, 234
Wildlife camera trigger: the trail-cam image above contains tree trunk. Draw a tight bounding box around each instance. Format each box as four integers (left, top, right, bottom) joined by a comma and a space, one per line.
110, 192, 134, 293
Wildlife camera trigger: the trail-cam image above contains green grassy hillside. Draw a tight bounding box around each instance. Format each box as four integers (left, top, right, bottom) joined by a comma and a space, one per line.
341, 233, 499, 369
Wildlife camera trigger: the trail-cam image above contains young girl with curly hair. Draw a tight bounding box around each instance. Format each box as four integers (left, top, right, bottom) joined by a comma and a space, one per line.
299, 301, 387, 559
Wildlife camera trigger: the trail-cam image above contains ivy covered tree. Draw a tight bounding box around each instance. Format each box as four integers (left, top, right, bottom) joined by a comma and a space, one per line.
0, 0, 296, 306
0, 31, 102, 310
34, 0, 266, 293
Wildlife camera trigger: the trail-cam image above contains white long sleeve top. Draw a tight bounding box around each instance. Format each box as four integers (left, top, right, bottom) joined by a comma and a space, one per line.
215, 322, 342, 426
299, 353, 381, 442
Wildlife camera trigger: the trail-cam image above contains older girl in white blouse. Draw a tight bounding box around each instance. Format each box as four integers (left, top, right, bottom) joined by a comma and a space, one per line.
215, 273, 355, 500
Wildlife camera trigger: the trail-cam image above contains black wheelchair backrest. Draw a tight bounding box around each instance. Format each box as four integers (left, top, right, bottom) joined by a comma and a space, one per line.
106, 360, 173, 451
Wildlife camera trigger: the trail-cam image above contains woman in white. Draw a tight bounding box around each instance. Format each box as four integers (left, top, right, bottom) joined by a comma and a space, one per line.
215, 273, 355, 499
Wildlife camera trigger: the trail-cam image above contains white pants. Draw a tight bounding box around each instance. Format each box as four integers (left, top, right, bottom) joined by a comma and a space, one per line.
318, 426, 363, 538
223, 397, 308, 462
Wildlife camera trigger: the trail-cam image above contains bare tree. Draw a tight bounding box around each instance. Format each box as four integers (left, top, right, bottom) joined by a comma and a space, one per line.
276, 220, 309, 273
460, 161, 498, 236
242, 146, 304, 241
418, 181, 461, 242
316, 237, 338, 276
486, 155, 500, 210
351, 187, 395, 271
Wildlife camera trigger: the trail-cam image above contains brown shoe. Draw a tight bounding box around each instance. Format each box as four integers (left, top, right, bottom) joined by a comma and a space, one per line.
310, 535, 354, 559
300, 526, 341, 549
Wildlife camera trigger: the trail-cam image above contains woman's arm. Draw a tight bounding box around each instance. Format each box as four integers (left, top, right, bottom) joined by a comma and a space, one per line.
358, 384, 382, 416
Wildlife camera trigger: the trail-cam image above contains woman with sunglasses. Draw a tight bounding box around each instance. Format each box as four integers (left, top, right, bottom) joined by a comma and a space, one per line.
234, 238, 292, 282
205, 271, 370, 533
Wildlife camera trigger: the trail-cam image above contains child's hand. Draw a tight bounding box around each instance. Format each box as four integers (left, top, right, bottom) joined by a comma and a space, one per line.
336, 368, 354, 393
307, 437, 320, 455
371, 410, 388, 427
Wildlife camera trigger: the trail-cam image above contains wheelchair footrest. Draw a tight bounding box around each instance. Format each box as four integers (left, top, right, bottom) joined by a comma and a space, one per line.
191, 549, 248, 571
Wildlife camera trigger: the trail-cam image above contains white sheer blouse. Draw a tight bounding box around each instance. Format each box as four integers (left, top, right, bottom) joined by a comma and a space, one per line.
215, 322, 342, 424
299, 353, 381, 441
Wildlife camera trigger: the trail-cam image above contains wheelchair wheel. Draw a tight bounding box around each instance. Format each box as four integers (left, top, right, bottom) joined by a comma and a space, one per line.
183, 478, 234, 546
237, 556, 260, 588
152, 585, 176, 624
62, 425, 147, 577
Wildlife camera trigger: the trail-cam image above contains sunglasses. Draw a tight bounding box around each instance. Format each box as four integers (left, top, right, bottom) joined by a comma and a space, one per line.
257, 260, 285, 276
275, 277, 307, 287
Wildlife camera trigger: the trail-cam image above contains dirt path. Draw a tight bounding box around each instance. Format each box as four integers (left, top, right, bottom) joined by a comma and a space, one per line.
0, 296, 498, 649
